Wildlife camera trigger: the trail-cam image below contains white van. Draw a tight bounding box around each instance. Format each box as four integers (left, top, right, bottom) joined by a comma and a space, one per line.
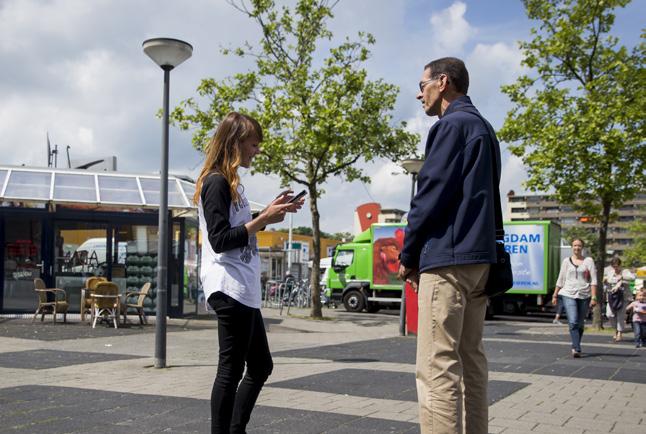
71, 238, 127, 268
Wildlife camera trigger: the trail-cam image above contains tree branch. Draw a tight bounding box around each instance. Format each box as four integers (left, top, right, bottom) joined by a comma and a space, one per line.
318, 153, 363, 183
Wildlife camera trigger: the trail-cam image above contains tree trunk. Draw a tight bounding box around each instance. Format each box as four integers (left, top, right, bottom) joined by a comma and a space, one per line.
592, 199, 611, 330
309, 185, 323, 319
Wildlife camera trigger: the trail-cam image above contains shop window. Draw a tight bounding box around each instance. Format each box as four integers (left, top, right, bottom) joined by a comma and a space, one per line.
183, 220, 199, 309
54, 222, 109, 312
115, 225, 159, 314
3, 218, 42, 311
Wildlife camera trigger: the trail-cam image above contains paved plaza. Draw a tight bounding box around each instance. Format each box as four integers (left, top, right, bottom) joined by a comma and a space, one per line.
0, 308, 644, 433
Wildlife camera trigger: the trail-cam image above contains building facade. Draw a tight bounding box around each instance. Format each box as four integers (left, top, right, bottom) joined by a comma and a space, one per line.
256, 231, 340, 283
506, 191, 646, 256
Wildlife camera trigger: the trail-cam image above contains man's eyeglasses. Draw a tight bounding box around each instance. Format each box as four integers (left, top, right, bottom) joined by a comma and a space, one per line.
418, 76, 443, 92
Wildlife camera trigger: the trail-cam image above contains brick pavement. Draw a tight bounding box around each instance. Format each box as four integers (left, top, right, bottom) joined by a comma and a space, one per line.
0, 309, 644, 433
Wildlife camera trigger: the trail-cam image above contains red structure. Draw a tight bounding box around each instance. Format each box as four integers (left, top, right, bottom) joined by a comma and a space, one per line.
355, 202, 381, 232
405, 282, 419, 335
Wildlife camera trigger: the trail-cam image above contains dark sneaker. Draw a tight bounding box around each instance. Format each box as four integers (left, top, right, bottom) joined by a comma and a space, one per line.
571, 349, 582, 358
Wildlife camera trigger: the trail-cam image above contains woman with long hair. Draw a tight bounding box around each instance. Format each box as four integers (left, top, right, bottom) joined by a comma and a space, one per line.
195, 112, 303, 433
552, 238, 598, 357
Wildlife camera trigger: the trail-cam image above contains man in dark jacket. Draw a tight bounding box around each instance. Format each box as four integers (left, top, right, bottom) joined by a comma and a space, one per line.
398, 57, 500, 434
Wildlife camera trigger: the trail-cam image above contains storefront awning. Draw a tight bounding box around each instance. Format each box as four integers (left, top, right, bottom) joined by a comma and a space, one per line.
0, 166, 197, 210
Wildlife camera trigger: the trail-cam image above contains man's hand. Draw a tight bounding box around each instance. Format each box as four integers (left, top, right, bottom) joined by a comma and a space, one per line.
398, 264, 420, 292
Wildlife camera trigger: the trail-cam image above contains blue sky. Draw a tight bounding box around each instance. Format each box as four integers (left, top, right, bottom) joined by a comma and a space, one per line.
0, 0, 643, 233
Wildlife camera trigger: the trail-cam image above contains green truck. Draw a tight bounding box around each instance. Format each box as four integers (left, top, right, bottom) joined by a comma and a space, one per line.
328, 224, 404, 313
328, 221, 562, 314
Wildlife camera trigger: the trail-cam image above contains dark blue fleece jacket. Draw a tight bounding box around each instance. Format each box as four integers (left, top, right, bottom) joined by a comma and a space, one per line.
400, 96, 500, 272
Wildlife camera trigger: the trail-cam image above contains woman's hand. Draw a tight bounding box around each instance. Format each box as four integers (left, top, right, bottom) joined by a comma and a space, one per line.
268, 189, 305, 213
590, 298, 598, 308
246, 189, 306, 235
261, 190, 306, 224
261, 203, 290, 224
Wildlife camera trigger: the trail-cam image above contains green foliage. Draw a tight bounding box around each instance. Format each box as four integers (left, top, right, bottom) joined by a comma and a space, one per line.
172, 0, 418, 317
500, 0, 645, 215
273, 226, 350, 240
563, 225, 600, 258
330, 231, 353, 241
500, 0, 645, 328
275, 226, 314, 237
623, 217, 646, 267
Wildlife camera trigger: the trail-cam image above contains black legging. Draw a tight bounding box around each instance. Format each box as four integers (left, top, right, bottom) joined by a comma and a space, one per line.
209, 292, 273, 434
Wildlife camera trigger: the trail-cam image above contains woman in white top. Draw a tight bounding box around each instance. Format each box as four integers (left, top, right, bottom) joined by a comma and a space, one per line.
604, 257, 635, 342
194, 112, 303, 434
552, 238, 598, 357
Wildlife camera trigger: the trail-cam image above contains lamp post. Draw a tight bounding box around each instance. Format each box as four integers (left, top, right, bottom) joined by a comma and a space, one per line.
143, 37, 193, 369
398, 158, 424, 336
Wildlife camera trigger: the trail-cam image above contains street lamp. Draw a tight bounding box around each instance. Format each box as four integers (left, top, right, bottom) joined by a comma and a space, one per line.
143, 37, 193, 369
398, 158, 425, 336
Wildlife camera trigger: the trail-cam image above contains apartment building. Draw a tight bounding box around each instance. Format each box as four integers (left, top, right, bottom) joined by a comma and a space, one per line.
506, 191, 645, 256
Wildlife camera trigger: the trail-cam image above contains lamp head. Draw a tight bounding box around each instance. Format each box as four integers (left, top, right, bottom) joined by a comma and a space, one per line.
143, 38, 193, 70
399, 158, 424, 175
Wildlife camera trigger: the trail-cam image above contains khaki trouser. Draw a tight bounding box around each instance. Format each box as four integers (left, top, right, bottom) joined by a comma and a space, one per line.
416, 263, 490, 434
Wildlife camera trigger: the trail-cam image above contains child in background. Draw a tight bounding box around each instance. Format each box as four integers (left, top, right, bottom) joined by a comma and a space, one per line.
626, 289, 646, 348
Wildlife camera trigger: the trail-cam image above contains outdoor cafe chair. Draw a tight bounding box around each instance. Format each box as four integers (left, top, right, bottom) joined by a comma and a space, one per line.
121, 282, 151, 325
91, 281, 120, 329
33, 278, 69, 323
80, 276, 107, 322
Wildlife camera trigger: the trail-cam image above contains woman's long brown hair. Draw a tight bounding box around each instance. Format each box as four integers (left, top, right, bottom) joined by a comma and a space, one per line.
193, 112, 263, 205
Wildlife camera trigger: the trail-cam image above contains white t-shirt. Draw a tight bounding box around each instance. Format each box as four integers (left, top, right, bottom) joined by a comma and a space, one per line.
198, 182, 261, 309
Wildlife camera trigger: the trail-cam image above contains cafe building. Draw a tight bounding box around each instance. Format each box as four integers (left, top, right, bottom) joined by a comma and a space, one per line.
0, 165, 201, 317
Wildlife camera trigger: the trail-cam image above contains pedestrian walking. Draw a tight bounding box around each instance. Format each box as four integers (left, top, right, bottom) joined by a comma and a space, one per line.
604, 258, 635, 342
551, 239, 598, 358
398, 57, 501, 434
552, 293, 566, 324
626, 289, 646, 348
194, 112, 304, 434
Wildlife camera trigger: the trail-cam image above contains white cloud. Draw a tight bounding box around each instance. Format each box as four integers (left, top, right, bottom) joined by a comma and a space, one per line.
369, 161, 410, 198
0, 0, 99, 53
405, 110, 436, 155
429, 1, 476, 55
0, 0, 544, 234
77, 127, 94, 147
500, 154, 528, 218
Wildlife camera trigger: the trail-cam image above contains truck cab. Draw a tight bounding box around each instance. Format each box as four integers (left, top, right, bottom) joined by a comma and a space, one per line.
328, 224, 405, 313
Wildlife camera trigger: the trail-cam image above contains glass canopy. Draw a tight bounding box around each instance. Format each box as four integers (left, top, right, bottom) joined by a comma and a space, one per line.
0, 166, 196, 210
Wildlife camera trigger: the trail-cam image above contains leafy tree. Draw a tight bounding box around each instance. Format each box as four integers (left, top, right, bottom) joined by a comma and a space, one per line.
330, 231, 354, 241
275, 226, 314, 237
563, 225, 599, 259
622, 216, 646, 267
172, 0, 418, 318
499, 0, 646, 328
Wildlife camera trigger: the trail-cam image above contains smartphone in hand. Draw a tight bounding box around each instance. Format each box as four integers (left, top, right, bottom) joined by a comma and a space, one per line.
288, 190, 307, 203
